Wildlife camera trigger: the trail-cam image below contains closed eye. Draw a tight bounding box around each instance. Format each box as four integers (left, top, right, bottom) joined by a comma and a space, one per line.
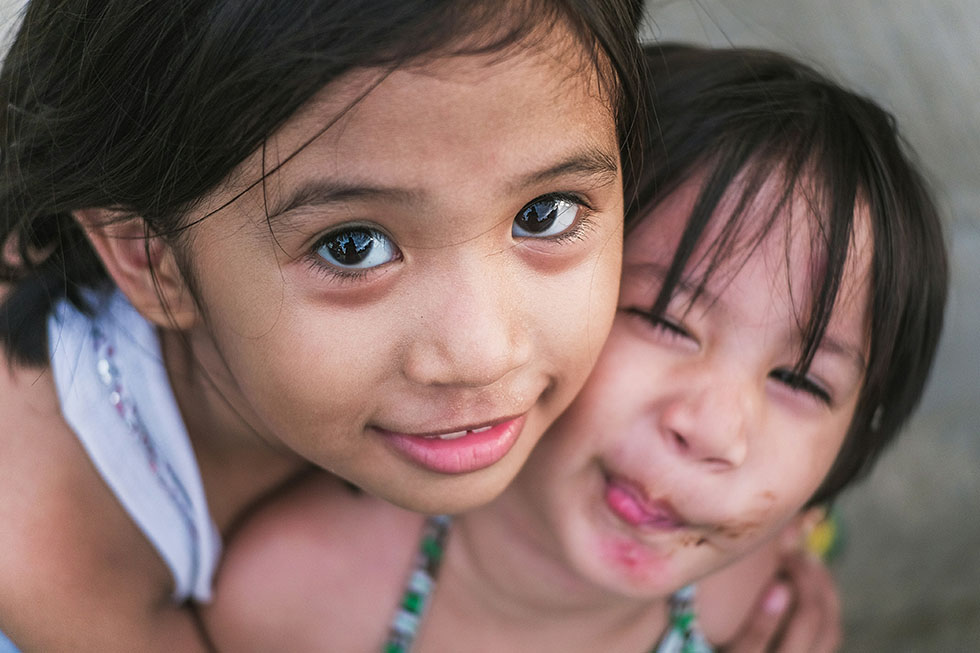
624, 308, 694, 344
650, 315, 690, 340
769, 368, 832, 404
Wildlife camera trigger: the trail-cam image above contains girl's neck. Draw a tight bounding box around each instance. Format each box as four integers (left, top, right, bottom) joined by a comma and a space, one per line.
419, 491, 672, 652
159, 327, 307, 533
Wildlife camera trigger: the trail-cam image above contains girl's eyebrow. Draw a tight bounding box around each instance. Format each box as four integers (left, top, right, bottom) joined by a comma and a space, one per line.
265, 145, 620, 225
510, 146, 620, 192
266, 182, 425, 223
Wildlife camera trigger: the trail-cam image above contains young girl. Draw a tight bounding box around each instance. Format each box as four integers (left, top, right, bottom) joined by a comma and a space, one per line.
203, 43, 948, 651
0, 1, 645, 649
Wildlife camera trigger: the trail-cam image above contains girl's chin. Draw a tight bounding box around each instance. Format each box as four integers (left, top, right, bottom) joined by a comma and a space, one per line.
563, 529, 675, 597
573, 521, 726, 600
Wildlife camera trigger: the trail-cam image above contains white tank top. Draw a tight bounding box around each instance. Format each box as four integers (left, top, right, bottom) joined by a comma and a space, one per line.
48, 290, 220, 601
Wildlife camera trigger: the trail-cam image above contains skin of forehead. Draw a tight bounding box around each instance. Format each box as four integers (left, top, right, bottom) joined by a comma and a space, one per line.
202, 19, 616, 228
629, 169, 873, 363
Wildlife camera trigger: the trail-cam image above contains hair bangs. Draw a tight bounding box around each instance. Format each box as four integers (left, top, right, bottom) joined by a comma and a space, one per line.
645, 126, 866, 391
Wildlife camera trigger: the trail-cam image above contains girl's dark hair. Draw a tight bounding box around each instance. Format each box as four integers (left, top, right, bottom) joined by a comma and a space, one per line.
0, 0, 643, 366
628, 44, 948, 505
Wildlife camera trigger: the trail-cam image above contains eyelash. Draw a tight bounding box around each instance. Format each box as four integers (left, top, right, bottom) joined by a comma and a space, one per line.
303, 225, 400, 283
650, 315, 690, 340
517, 192, 597, 244
302, 191, 597, 282
628, 308, 834, 405
769, 369, 833, 405
305, 261, 374, 283
626, 308, 693, 343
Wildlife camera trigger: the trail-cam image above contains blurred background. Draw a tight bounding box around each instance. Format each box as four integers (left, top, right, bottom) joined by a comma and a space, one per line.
639, 1, 980, 650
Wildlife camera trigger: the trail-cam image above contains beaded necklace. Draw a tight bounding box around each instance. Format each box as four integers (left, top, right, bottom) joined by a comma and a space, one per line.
381, 516, 713, 653
655, 584, 713, 653
383, 515, 451, 653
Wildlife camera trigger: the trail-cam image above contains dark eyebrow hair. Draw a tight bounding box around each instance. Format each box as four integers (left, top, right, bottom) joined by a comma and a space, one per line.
265, 144, 620, 225
266, 182, 425, 223
513, 146, 620, 191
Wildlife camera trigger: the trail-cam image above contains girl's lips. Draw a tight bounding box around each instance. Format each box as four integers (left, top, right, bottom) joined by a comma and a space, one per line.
379, 415, 526, 475
604, 476, 684, 530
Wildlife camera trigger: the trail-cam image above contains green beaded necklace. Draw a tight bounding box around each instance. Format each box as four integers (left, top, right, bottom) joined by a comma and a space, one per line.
383, 515, 451, 653
382, 515, 713, 653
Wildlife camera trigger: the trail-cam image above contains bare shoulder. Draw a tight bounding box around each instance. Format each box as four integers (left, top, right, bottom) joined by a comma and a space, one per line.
206, 473, 426, 651
0, 357, 207, 650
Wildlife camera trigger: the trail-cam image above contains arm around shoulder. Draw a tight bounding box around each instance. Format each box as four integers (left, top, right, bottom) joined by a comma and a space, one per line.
0, 363, 211, 652
203, 473, 419, 652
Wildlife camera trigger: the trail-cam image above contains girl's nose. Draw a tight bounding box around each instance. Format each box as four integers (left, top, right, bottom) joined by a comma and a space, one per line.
658, 369, 753, 469
402, 263, 532, 389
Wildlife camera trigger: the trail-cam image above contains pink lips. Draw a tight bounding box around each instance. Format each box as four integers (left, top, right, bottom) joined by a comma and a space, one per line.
604, 477, 683, 530
380, 416, 526, 475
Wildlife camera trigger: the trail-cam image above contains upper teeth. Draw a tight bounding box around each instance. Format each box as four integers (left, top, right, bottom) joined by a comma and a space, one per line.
437, 425, 493, 440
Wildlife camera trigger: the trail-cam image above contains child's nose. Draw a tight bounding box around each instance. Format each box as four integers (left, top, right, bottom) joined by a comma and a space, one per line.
402, 263, 532, 389
658, 367, 754, 469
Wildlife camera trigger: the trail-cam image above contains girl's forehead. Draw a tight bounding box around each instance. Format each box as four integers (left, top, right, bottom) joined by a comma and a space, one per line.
273, 15, 610, 140
626, 170, 874, 335
206, 39, 620, 233
632, 167, 869, 261
189, 12, 623, 228
180, 37, 622, 270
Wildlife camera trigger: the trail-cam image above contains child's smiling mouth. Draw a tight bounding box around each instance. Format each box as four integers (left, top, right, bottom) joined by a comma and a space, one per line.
376, 415, 526, 474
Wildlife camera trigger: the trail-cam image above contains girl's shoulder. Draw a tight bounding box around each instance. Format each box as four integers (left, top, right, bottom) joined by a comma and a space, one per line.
0, 286, 89, 527
205, 472, 425, 651
0, 329, 81, 511
0, 346, 196, 648
232, 470, 425, 553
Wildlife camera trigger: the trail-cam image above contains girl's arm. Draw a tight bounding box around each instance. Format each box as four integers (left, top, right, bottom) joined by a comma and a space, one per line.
0, 362, 211, 652
723, 551, 841, 653
203, 473, 422, 652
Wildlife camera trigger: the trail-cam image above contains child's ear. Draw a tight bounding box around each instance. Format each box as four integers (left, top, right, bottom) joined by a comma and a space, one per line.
74, 208, 199, 330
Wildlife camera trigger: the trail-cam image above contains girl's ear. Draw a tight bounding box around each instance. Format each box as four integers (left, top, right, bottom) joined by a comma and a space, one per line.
74, 208, 199, 330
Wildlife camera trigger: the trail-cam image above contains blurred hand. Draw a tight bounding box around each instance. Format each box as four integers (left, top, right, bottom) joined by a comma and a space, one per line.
724, 524, 842, 652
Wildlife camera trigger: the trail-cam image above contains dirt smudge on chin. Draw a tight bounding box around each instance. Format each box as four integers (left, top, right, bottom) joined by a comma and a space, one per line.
676, 532, 711, 548
678, 532, 703, 547
714, 491, 779, 541
683, 489, 779, 545
714, 520, 762, 541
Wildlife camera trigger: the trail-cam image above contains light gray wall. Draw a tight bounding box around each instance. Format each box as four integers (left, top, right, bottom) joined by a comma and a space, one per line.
641, 1, 980, 650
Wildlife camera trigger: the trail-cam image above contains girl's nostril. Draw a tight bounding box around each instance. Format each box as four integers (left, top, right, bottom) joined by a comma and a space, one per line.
672, 431, 688, 451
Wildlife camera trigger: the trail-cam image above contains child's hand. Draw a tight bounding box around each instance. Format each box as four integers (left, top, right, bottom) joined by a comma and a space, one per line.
723, 551, 842, 653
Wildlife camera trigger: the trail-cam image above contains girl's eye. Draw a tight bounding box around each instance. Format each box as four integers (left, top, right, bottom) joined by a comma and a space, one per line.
314, 226, 400, 271
769, 369, 832, 404
649, 315, 690, 340
512, 195, 580, 238
624, 308, 695, 344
